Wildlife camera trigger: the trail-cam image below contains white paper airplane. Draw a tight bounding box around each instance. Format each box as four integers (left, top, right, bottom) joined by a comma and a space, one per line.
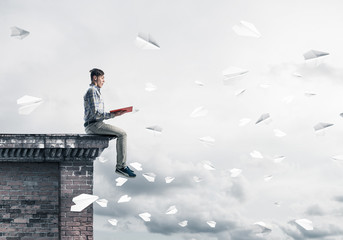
193, 176, 203, 183
222, 66, 249, 84
118, 194, 132, 203
239, 118, 251, 126
255, 113, 271, 124
146, 125, 163, 133
165, 205, 178, 215
115, 177, 128, 186
230, 168, 242, 178
203, 161, 215, 170
136, 33, 160, 50
264, 175, 273, 181
10, 26, 30, 39
178, 220, 188, 227
70, 194, 99, 212
17, 95, 43, 115
340, 113, 343, 118
139, 212, 151, 222
165, 177, 175, 184
145, 82, 157, 91
235, 88, 246, 96
96, 156, 108, 163
108, 218, 118, 226
250, 150, 263, 159
332, 155, 343, 161
304, 92, 317, 97
295, 218, 313, 230
207, 221, 216, 228
199, 136, 215, 146
96, 199, 108, 207
130, 162, 143, 171
195, 80, 204, 86
233, 21, 261, 38
260, 84, 270, 89
273, 156, 286, 163
314, 122, 333, 132
293, 72, 303, 77
190, 106, 208, 118
254, 221, 272, 234
303, 50, 329, 60
274, 202, 281, 207
274, 129, 287, 137
143, 173, 156, 182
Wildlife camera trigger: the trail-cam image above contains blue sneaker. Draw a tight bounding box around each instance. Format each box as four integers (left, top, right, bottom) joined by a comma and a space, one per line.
116, 166, 136, 178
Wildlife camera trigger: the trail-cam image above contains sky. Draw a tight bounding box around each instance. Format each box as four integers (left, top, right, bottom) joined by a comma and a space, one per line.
1, 0, 343, 239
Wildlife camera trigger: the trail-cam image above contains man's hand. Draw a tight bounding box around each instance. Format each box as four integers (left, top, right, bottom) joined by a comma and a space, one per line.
111, 110, 126, 118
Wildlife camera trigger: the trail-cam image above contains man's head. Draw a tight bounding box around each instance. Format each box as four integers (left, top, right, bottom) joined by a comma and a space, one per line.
90, 68, 105, 88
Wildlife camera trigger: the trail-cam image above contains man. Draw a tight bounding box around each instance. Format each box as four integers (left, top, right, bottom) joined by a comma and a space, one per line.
84, 68, 136, 178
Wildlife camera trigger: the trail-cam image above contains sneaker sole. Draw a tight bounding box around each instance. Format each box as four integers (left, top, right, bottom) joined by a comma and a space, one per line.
115, 169, 136, 178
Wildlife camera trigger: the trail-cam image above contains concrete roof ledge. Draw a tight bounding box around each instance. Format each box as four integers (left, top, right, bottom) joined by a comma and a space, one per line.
0, 134, 112, 162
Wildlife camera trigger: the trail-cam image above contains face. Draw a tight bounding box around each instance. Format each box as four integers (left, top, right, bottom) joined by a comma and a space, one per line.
93, 75, 105, 88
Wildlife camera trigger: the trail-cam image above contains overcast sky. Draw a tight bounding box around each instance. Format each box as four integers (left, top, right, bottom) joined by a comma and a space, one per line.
2, 0, 343, 239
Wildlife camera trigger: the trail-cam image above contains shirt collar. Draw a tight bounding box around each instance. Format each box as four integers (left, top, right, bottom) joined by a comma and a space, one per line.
90, 83, 101, 92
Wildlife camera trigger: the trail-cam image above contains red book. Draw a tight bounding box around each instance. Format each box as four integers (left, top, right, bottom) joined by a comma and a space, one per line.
110, 106, 133, 114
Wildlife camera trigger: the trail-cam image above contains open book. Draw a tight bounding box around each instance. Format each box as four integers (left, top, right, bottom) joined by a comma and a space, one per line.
110, 106, 133, 114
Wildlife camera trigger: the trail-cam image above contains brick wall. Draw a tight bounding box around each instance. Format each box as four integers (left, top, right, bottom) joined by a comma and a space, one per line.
0, 134, 110, 240
0, 162, 59, 239
60, 161, 94, 240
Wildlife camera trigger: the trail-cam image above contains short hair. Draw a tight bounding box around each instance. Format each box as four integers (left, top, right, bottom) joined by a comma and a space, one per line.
89, 68, 104, 82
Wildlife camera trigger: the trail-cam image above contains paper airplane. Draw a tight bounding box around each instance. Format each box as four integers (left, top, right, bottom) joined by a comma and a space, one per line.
199, 136, 215, 146
222, 66, 249, 84
115, 177, 128, 186
340, 113, 343, 118
314, 122, 333, 132
190, 106, 208, 118
264, 175, 273, 181
255, 113, 271, 124
250, 150, 263, 159
254, 222, 272, 234
136, 33, 160, 50
96, 156, 108, 163
139, 212, 151, 222
165, 205, 178, 215
303, 50, 329, 60
118, 194, 132, 203
178, 220, 188, 227
145, 82, 157, 91
165, 177, 175, 184
17, 95, 43, 115
274, 129, 287, 137
195, 80, 204, 86
130, 162, 143, 171
295, 218, 313, 230
293, 72, 303, 77
203, 161, 215, 170
146, 125, 163, 133
207, 221, 216, 228
230, 168, 242, 178
304, 92, 317, 97
70, 194, 99, 212
235, 88, 246, 96
239, 118, 251, 126
233, 21, 261, 38
193, 176, 203, 183
108, 219, 118, 226
274, 202, 281, 207
143, 173, 156, 182
96, 199, 108, 207
273, 156, 286, 163
10, 26, 30, 39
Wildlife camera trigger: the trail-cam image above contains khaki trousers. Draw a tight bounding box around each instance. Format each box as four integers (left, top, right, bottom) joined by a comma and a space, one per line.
85, 121, 127, 169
